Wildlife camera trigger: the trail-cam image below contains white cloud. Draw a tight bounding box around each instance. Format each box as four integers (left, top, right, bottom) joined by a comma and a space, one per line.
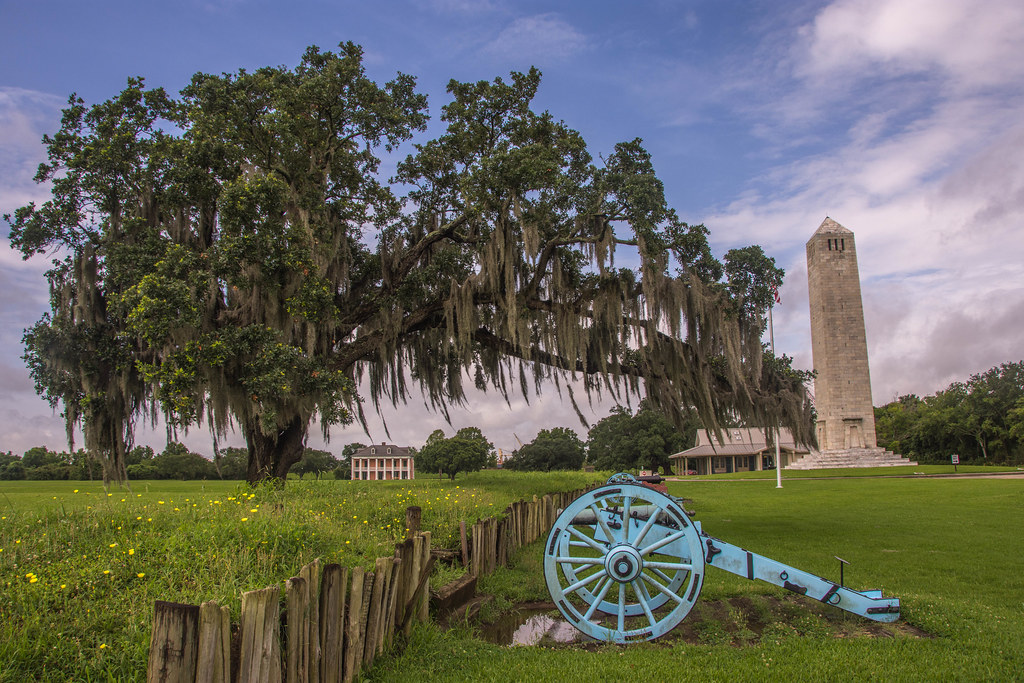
700, 0, 1024, 406
799, 0, 1024, 90
0, 88, 63, 213
482, 13, 589, 62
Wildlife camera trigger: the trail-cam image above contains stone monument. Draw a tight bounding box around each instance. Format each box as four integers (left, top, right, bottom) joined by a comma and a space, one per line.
790, 217, 915, 469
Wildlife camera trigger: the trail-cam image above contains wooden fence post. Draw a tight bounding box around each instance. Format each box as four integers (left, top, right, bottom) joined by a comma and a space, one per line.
195, 601, 231, 683
418, 532, 431, 621
459, 521, 469, 568
405, 506, 421, 538
363, 559, 386, 668
238, 587, 282, 683
319, 564, 348, 683
342, 566, 365, 683
147, 601, 200, 683
382, 557, 402, 650
299, 559, 322, 683
283, 578, 308, 683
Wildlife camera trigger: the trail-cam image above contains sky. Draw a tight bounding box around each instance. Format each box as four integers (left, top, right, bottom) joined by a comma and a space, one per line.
2, 0, 1023, 458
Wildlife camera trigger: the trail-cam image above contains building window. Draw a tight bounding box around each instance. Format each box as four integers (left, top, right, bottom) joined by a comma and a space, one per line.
370, 447, 376, 455
387, 447, 392, 454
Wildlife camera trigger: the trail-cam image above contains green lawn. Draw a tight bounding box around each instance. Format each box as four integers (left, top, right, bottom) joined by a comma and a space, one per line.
366, 475, 1024, 682
0, 471, 601, 681
683, 463, 1021, 480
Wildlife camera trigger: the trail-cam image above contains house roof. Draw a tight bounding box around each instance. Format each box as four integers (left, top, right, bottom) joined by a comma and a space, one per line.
352, 444, 414, 457
670, 427, 812, 459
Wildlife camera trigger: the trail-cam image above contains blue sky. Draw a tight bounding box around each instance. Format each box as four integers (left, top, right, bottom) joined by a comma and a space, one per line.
2, 0, 1023, 457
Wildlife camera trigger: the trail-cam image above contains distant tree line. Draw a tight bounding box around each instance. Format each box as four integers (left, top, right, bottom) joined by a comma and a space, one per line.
0, 443, 349, 481
874, 361, 1024, 464
502, 400, 700, 474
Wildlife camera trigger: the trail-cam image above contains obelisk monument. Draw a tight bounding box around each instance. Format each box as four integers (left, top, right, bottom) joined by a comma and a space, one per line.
806, 217, 878, 451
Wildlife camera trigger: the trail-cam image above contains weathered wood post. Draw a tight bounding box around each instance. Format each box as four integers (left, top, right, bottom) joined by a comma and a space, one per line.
284, 577, 308, 683
319, 564, 348, 682
418, 532, 432, 621
147, 601, 200, 683
459, 520, 469, 568
299, 560, 322, 683
238, 587, 282, 683
342, 566, 366, 683
405, 506, 421, 538
196, 601, 231, 683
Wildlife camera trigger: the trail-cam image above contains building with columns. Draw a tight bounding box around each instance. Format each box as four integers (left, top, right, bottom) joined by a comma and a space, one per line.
350, 443, 415, 481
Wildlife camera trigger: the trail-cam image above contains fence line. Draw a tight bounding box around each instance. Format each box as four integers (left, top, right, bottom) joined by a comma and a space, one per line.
147, 485, 594, 682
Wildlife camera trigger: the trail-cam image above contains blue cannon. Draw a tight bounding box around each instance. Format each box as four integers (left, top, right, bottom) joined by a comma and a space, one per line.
542, 474, 900, 643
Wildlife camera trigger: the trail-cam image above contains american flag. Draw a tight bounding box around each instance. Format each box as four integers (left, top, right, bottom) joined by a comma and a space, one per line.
772, 285, 781, 304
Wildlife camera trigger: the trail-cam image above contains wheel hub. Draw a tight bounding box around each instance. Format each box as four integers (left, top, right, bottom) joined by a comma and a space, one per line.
605, 544, 643, 583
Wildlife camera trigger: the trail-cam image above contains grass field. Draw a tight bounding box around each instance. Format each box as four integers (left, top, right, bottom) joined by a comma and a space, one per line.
683, 463, 1021, 480
366, 475, 1024, 682
0, 471, 600, 681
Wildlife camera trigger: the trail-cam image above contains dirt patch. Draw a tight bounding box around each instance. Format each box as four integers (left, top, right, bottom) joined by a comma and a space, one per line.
477, 595, 931, 648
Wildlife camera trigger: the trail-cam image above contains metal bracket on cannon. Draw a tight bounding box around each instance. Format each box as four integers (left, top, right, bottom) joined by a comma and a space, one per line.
543, 473, 900, 643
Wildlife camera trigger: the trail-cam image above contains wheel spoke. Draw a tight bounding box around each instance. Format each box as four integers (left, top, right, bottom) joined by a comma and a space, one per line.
617, 583, 626, 633
644, 561, 693, 572
564, 568, 607, 595
641, 573, 685, 605
622, 494, 633, 542
566, 524, 606, 553
584, 577, 613, 621
556, 556, 603, 566
589, 503, 619, 545
649, 566, 673, 583
639, 529, 688, 556
632, 506, 661, 547
631, 580, 657, 627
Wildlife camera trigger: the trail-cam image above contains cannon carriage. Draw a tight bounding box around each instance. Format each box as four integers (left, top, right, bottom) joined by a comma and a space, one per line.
543, 474, 900, 643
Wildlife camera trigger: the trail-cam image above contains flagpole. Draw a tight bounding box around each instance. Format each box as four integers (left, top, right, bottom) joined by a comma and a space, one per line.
770, 297, 782, 489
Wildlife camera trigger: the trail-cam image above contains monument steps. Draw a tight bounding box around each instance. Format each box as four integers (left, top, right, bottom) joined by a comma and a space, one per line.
786, 447, 917, 470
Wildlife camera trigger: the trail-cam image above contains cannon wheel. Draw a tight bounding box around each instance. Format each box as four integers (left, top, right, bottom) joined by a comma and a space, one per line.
543, 482, 705, 642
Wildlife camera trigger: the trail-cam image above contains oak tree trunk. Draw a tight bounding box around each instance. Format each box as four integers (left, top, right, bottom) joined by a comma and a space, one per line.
245, 416, 308, 485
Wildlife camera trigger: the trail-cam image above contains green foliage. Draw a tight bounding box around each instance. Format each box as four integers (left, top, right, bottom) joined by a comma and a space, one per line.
292, 448, 340, 479
417, 428, 494, 480
505, 427, 585, 471
586, 401, 695, 473
7, 44, 815, 488
724, 245, 784, 334
874, 360, 1024, 463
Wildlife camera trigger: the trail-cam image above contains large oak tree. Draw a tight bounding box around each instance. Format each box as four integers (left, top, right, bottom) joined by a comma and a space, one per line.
7, 44, 814, 486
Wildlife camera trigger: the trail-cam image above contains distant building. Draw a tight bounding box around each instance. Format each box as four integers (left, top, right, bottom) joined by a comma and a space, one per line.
350, 443, 415, 481
669, 428, 811, 475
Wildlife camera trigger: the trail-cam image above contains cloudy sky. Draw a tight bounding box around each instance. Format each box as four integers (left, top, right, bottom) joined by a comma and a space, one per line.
2, 0, 1022, 457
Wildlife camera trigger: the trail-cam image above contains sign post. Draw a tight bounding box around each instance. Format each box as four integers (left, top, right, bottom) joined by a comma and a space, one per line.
951, 453, 959, 473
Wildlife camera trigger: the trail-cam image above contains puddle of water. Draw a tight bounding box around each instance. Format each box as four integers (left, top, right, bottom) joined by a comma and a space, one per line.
479, 608, 586, 646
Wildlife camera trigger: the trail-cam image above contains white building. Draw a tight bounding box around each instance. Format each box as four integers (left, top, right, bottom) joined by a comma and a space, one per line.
350, 443, 415, 481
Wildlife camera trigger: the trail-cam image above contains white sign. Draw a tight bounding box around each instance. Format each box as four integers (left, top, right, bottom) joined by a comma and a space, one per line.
951, 454, 960, 464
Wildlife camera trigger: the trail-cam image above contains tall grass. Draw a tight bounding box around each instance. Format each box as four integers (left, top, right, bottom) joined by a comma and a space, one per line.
0, 470, 602, 681
367, 475, 1024, 682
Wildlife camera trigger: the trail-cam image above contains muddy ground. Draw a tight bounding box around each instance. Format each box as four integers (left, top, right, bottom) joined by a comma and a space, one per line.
478, 594, 931, 648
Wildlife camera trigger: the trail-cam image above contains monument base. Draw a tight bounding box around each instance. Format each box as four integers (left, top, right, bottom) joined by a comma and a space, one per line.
785, 447, 917, 470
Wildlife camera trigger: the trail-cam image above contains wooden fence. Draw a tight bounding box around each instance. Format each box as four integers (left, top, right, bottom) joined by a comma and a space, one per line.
147, 485, 594, 682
